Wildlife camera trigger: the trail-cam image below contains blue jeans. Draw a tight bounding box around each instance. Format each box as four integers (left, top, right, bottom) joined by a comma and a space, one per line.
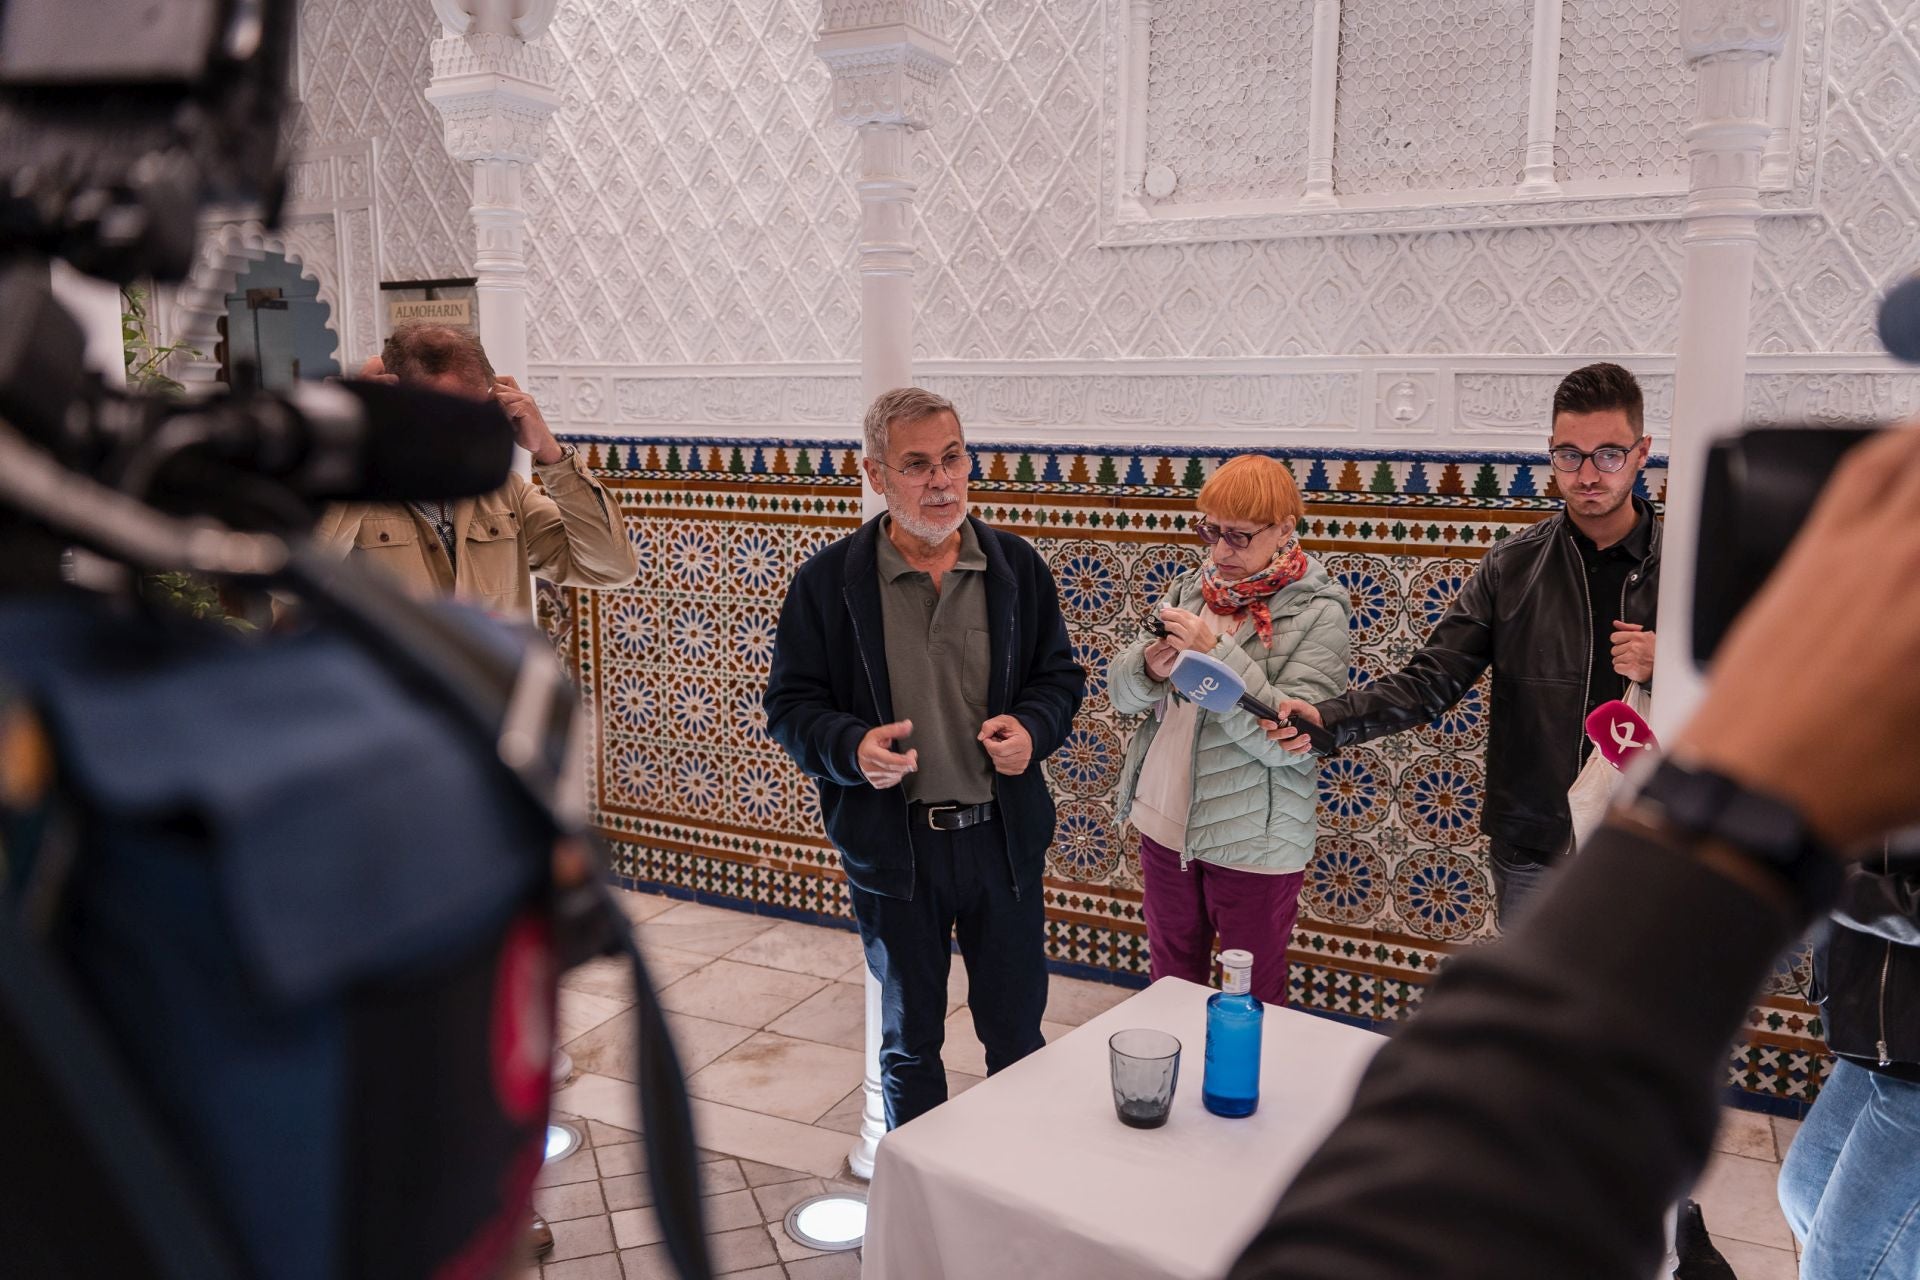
1778, 1058, 1920, 1279
1488, 840, 1558, 929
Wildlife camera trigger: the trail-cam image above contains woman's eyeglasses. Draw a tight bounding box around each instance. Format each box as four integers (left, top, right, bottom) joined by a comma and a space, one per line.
1195, 520, 1274, 550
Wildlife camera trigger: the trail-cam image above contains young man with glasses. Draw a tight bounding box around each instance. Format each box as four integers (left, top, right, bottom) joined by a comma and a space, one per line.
1263, 365, 1739, 1278
1267, 363, 1660, 925
764, 387, 1084, 1129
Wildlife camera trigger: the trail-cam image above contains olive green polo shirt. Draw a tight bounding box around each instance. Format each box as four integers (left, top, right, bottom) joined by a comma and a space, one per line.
875, 517, 995, 805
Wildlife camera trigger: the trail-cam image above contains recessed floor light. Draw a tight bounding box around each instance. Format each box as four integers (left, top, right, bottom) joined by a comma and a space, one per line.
785, 1192, 868, 1252
545, 1122, 583, 1163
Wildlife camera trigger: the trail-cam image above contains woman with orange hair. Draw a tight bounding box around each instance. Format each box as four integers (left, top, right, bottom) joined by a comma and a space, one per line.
1109, 454, 1351, 1004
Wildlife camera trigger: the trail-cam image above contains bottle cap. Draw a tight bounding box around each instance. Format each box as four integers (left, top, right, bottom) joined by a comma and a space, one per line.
1220, 948, 1253, 995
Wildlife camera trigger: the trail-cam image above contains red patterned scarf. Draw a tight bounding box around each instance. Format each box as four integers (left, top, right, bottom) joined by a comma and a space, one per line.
1198, 533, 1309, 647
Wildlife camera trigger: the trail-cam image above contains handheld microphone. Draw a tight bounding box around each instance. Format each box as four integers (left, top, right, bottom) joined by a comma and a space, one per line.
1169, 650, 1339, 756
1583, 699, 1660, 771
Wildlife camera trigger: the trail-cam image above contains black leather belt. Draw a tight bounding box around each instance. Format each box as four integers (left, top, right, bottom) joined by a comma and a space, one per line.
911, 800, 996, 832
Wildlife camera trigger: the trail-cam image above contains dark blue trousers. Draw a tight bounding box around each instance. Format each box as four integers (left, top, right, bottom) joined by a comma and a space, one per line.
849, 820, 1048, 1129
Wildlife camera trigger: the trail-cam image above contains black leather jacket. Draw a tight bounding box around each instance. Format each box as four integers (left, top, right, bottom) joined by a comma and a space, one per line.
1814, 848, 1920, 1073
1318, 497, 1661, 853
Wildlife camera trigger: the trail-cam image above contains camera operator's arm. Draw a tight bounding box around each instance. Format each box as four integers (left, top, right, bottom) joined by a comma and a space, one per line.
496, 380, 637, 590
1230, 425, 1920, 1280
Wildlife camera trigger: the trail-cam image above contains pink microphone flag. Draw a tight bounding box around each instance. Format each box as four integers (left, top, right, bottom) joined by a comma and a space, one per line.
1584, 699, 1660, 771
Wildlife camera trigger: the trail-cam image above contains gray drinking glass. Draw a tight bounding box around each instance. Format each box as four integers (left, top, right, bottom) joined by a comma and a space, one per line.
1109, 1028, 1181, 1128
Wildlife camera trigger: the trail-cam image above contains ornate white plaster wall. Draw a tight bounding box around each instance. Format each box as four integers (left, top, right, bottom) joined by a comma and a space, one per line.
292, 0, 475, 284
285, 0, 1920, 443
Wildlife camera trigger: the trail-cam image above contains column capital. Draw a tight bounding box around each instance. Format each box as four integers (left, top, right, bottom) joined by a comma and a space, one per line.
425, 33, 560, 165
431, 0, 557, 41
1681, 0, 1791, 62
815, 2, 956, 131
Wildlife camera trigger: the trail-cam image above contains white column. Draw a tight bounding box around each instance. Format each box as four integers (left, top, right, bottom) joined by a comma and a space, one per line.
1299, 0, 1341, 208
425, 10, 560, 472
1123, 0, 1152, 203
1650, 0, 1791, 737
856, 125, 918, 401
467, 157, 537, 386
1517, 0, 1564, 196
1760, 5, 1800, 189
816, 0, 955, 1181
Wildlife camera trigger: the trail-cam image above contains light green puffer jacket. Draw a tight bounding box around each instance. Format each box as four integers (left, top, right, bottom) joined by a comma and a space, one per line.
1109, 559, 1352, 874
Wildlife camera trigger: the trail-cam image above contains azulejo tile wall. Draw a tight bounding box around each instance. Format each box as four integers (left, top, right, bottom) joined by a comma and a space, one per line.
543, 434, 1827, 1113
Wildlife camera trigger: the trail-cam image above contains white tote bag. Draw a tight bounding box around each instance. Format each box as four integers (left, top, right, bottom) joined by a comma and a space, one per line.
1567, 681, 1649, 851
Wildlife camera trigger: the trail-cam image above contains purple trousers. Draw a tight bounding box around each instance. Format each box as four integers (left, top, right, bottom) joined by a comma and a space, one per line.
1139, 833, 1303, 1006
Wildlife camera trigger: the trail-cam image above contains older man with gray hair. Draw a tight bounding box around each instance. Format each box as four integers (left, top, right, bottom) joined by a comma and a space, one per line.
765, 387, 1084, 1128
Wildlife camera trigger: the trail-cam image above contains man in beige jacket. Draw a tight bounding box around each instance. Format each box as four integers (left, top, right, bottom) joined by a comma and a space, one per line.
314, 323, 636, 613
314, 324, 633, 1258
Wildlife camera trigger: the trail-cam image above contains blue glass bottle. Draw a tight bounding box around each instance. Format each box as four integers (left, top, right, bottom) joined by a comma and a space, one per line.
1202, 948, 1263, 1117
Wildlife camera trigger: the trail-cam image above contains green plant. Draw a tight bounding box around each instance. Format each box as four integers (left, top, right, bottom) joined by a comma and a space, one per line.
142, 571, 255, 632
120, 284, 201, 395
122, 288, 249, 629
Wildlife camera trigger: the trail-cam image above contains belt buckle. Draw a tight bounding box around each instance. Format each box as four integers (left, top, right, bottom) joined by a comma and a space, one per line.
926, 803, 959, 830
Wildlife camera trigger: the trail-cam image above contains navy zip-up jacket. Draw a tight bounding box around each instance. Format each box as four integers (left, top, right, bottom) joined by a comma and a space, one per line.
764, 515, 1084, 900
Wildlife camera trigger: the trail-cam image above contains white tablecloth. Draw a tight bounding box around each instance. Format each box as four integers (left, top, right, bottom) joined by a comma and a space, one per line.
862, 977, 1385, 1280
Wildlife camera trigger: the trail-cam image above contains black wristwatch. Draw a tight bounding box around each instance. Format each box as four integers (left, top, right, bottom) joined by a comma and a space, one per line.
1624, 758, 1843, 912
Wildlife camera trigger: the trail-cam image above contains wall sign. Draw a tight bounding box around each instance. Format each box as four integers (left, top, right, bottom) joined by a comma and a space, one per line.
388, 297, 474, 326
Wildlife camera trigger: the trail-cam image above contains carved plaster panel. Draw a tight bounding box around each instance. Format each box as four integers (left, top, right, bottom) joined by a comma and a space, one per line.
1099, 0, 1829, 245
251, 0, 1898, 386
295, 0, 473, 281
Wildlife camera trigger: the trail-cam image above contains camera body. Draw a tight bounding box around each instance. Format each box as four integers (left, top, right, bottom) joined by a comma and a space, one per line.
1693, 426, 1877, 665
0, 1, 293, 283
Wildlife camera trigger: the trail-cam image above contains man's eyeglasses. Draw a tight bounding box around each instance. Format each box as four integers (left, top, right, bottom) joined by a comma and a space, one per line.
878, 451, 970, 484
1548, 445, 1638, 474
1196, 520, 1274, 550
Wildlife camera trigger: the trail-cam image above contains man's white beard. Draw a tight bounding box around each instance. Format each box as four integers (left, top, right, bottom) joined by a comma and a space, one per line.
891, 495, 965, 543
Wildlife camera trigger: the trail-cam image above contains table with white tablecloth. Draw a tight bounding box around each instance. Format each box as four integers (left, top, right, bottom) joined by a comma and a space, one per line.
861, 976, 1386, 1280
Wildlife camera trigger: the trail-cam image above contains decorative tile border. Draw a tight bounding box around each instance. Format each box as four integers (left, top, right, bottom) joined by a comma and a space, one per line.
553, 433, 1825, 1110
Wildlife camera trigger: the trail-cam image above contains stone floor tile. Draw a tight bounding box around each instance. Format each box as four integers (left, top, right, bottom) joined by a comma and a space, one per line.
660, 960, 827, 1029
723, 919, 866, 980
547, 1213, 616, 1262
542, 1253, 625, 1280
638, 903, 781, 957
1713, 1106, 1777, 1162
787, 1253, 862, 1279
1694, 1150, 1794, 1251
687, 1032, 866, 1124
751, 1177, 826, 1224
533, 1178, 607, 1223
1044, 974, 1138, 1027
739, 1159, 817, 1188
767, 982, 866, 1052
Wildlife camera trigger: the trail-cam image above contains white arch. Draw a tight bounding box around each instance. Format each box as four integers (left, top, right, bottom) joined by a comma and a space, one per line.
164, 218, 346, 388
